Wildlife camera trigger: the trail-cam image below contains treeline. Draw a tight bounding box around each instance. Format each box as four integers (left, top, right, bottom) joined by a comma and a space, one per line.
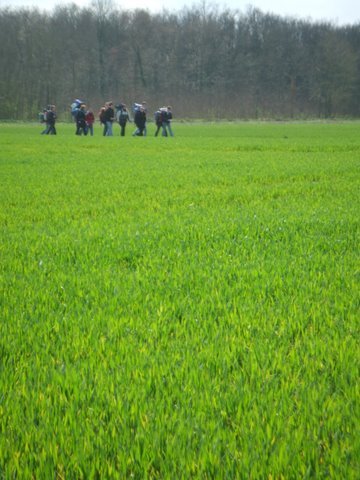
1, 1, 360, 120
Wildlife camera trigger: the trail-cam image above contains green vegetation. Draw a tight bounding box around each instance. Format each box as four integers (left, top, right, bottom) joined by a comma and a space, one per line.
1, 122, 359, 478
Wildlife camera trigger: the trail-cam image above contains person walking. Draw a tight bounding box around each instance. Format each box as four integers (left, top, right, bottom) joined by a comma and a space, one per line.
103, 102, 115, 136
132, 106, 146, 136
46, 105, 57, 135
154, 108, 167, 137
40, 108, 49, 134
75, 104, 88, 135
98, 106, 107, 136
71, 99, 84, 122
85, 108, 95, 136
133, 101, 148, 136
141, 101, 148, 136
162, 106, 174, 137
116, 105, 131, 136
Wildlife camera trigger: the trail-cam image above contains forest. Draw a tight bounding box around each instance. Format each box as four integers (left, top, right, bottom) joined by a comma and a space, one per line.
0, 0, 359, 120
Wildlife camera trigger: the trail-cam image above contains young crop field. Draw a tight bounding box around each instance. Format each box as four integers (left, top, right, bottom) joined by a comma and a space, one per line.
0, 121, 359, 478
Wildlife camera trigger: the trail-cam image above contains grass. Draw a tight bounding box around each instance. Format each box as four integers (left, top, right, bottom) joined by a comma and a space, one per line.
0, 121, 359, 478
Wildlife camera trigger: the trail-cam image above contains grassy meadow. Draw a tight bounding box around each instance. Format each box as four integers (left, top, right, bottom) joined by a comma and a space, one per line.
0, 121, 359, 478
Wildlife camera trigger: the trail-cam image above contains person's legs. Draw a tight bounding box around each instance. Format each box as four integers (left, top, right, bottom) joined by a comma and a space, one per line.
167, 123, 174, 137
106, 121, 113, 136
163, 122, 173, 137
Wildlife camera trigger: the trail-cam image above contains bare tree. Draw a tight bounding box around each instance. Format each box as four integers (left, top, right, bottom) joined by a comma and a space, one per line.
0, 2, 359, 120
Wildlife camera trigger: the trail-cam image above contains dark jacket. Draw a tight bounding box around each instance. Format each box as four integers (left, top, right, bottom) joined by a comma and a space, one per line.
103, 106, 115, 122
76, 109, 86, 127
47, 110, 56, 125
118, 109, 130, 126
163, 110, 172, 122
155, 110, 165, 126
134, 110, 146, 129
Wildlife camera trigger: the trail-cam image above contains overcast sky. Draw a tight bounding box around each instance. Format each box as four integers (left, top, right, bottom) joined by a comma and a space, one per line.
1, 0, 359, 25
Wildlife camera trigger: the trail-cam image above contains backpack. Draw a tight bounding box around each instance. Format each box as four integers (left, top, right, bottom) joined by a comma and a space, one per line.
71, 99, 84, 118
154, 110, 163, 125
117, 109, 128, 124
72, 99, 84, 110
99, 110, 106, 123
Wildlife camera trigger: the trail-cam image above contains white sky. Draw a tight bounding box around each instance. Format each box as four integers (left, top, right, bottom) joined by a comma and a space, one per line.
1, 0, 359, 25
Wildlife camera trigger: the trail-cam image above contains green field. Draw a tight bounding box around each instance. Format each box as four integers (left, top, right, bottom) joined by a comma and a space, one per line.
1, 122, 359, 478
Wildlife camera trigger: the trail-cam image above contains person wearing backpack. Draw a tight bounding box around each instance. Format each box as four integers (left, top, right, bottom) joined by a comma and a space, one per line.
132, 106, 146, 136
132, 101, 148, 136
71, 99, 84, 122
45, 105, 57, 135
75, 104, 88, 135
154, 108, 167, 137
116, 105, 131, 136
162, 106, 174, 137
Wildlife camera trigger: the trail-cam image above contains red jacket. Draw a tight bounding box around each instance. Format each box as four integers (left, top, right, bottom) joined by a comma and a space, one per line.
85, 111, 95, 125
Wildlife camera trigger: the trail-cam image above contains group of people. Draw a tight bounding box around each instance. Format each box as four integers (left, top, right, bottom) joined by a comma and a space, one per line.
97, 101, 131, 137
154, 106, 174, 137
65, 99, 174, 137
71, 100, 95, 136
97, 101, 174, 137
